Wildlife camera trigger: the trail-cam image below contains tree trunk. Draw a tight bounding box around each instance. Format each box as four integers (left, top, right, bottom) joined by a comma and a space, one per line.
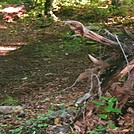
111, 0, 123, 6
44, 0, 53, 15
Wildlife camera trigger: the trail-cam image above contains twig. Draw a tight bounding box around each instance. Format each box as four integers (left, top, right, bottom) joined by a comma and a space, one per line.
104, 29, 116, 40
89, 73, 102, 96
0, 127, 6, 134
62, 79, 78, 92
104, 30, 131, 78
94, 73, 102, 96
89, 73, 94, 93
114, 34, 131, 78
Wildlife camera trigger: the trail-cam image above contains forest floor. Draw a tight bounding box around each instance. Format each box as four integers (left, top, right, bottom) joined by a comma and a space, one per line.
0, 7, 134, 133
0, 18, 91, 108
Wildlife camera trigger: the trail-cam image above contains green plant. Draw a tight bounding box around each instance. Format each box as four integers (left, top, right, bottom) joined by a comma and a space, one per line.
93, 96, 121, 120
108, 5, 130, 17
72, 131, 79, 134
90, 130, 99, 134
91, 96, 121, 133
8, 110, 53, 133
8, 106, 68, 134
2, 95, 19, 105
90, 123, 116, 134
9, 126, 24, 134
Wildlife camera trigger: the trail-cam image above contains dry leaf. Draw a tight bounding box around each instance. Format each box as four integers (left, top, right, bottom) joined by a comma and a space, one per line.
123, 72, 134, 91
110, 83, 125, 97
77, 69, 91, 82
54, 118, 60, 125
86, 103, 95, 117
118, 59, 134, 78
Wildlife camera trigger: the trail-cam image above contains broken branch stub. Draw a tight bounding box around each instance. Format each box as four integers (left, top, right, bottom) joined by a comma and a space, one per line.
64, 20, 86, 36
88, 54, 109, 69
63, 54, 108, 92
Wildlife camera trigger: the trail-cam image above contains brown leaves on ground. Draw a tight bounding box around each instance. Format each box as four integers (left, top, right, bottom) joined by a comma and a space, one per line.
76, 69, 92, 82
118, 58, 134, 78
109, 58, 134, 103
61, 55, 134, 133
1, 5, 27, 22
118, 108, 134, 132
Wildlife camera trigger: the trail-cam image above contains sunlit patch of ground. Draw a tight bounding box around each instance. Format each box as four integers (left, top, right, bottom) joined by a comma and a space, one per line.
0, 46, 20, 55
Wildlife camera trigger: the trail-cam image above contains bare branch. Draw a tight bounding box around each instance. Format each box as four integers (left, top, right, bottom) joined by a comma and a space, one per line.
114, 34, 131, 78
65, 20, 134, 55
89, 73, 102, 96
62, 79, 78, 92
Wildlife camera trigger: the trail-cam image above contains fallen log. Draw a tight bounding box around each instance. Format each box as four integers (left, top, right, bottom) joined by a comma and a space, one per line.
65, 20, 134, 55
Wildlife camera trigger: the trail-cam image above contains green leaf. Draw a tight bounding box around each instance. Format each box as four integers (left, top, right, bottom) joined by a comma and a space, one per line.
72, 131, 78, 134
111, 108, 122, 114
97, 114, 108, 119
38, 116, 49, 121
107, 101, 114, 108
9, 126, 23, 133
60, 104, 66, 110
92, 100, 105, 106
37, 114, 44, 117
109, 97, 118, 102
100, 96, 109, 101
109, 124, 116, 129
17, 117, 22, 121
47, 109, 54, 115
0, 123, 8, 127
90, 130, 99, 134
120, 76, 127, 82
97, 124, 106, 131
37, 123, 48, 127
97, 124, 104, 129
105, 105, 113, 112
105, 105, 121, 113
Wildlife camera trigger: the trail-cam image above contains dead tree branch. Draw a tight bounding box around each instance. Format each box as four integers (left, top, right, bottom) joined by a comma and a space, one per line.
65, 20, 134, 55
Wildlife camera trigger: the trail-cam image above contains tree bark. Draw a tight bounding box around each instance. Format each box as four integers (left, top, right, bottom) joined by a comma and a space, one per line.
111, 0, 123, 6
44, 0, 53, 15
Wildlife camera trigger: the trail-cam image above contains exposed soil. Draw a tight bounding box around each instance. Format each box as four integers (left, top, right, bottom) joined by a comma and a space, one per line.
0, 18, 91, 111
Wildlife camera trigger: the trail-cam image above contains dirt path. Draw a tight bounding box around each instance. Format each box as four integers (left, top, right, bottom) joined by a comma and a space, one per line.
0, 19, 90, 112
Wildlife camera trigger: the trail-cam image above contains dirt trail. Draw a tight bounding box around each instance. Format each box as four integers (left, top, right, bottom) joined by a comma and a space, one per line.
0, 19, 89, 111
